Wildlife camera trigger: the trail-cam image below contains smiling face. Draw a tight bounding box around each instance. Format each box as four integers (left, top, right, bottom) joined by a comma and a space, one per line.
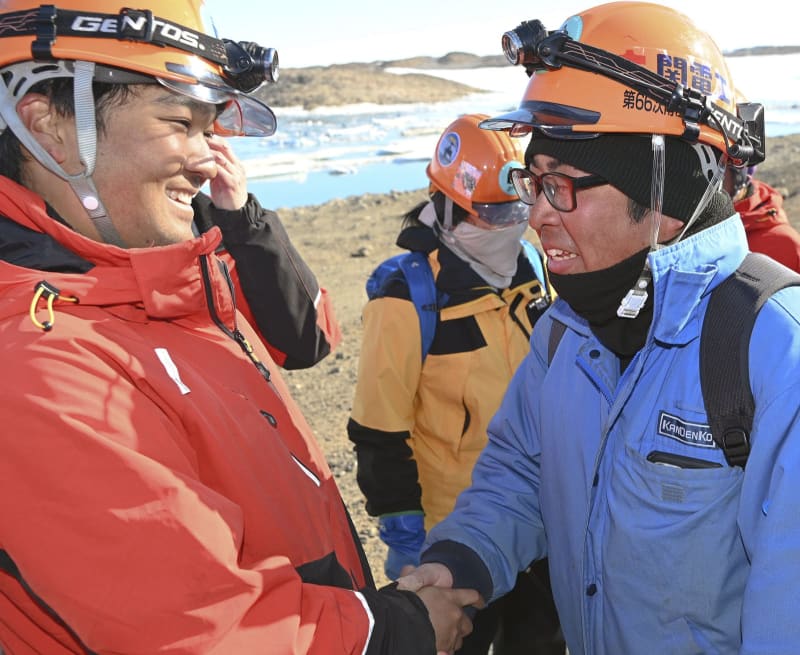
90, 86, 219, 247
527, 154, 683, 275
22, 84, 220, 248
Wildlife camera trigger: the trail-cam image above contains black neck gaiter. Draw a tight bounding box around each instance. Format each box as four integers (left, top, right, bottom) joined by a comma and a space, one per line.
549, 247, 653, 362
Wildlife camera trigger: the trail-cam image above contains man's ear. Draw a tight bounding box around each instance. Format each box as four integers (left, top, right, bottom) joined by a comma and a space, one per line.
15, 93, 72, 164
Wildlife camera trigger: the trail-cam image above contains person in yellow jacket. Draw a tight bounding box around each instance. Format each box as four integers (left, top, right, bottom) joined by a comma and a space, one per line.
348, 114, 565, 655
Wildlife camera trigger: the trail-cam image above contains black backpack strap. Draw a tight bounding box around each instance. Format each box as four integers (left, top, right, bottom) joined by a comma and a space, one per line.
547, 318, 567, 366
700, 253, 800, 467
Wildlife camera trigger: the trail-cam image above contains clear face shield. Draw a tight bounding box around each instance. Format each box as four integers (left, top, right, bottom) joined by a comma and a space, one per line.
472, 200, 530, 228
157, 75, 277, 137
159, 53, 278, 137
83, 60, 278, 137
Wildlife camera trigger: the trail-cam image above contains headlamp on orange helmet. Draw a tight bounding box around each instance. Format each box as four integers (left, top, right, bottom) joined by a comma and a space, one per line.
0, 2, 279, 137
0, 1, 282, 246
487, 2, 765, 167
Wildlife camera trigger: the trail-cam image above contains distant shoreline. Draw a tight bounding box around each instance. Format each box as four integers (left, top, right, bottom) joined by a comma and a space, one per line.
277, 133, 800, 221
260, 48, 800, 110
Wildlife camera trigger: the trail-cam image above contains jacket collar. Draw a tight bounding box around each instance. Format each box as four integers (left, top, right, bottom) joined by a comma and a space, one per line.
549, 215, 747, 348
735, 179, 789, 231
647, 215, 746, 345
0, 176, 232, 324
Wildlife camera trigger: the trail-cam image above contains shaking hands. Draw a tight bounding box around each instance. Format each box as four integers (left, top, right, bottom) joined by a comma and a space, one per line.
399, 563, 484, 655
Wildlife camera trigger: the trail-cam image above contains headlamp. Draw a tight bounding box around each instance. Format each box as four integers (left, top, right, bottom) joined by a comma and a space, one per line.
501, 20, 549, 67
223, 40, 279, 93
496, 16, 765, 166
731, 102, 765, 165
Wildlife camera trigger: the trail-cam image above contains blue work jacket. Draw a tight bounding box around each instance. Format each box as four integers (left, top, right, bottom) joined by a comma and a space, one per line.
423, 216, 800, 654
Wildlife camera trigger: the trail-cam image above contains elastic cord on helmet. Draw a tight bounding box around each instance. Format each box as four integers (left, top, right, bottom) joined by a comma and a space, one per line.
615, 135, 666, 320
649, 134, 665, 251
667, 107, 728, 243
673, 152, 726, 243
0, 60, 125, 246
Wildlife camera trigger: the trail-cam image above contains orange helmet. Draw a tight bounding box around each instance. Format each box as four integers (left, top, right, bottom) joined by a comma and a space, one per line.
426, 113, 528, 226
0, 1, 279, 244
0, 0, 277, 136
484, 1, 763, 166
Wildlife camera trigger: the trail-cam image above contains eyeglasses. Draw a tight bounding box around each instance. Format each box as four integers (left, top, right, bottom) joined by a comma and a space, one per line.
508, 168, 608, 212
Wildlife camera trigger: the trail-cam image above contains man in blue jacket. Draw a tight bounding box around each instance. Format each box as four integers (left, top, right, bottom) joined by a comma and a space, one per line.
399, 3, 800, 654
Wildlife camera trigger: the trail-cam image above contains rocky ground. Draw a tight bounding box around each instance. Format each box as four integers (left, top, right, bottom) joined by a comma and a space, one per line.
272, 132, 800, 588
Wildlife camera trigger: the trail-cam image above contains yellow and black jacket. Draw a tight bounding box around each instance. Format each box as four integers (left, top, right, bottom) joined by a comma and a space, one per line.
348, 225, 550, 528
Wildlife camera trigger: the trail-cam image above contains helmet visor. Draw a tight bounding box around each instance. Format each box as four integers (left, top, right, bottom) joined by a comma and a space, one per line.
473, 200, 530, 226
481, 100, 601, 139
213, 97, 277, 137
157, 77, 276, 137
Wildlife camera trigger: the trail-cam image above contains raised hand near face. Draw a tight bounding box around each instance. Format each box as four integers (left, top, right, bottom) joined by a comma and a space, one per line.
207, 134, 248, 211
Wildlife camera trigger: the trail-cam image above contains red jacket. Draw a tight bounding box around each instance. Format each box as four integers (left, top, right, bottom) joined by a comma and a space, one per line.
0, 177, 433, 654
736, 178, 800, 273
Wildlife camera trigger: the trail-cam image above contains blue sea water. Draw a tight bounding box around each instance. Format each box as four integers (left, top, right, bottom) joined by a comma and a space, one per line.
228, 55, 800, 210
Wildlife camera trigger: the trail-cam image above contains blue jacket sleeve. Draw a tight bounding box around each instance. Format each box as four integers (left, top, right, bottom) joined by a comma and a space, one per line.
421, 341, 549, 602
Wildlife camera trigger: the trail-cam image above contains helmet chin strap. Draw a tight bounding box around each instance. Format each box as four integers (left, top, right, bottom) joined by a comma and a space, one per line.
616, 135, 727, 320
70, 61, 125, 247
616, 134, 665, 320
649, 134, 665, 252
0, 61, 126, 247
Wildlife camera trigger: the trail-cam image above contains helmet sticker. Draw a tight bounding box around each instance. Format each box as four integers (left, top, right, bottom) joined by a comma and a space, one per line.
657, 55, 722, 98
499, 161, 523, 195
622, 90, 681, 115
437, 132, 461, 167
453, 161, 481, 199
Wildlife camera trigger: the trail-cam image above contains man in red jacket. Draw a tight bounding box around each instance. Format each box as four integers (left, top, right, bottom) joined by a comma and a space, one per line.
725, 164, 800, 272
0, 1, 479, 653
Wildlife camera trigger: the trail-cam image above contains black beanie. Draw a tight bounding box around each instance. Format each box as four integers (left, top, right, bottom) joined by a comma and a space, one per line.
525, 133, 722, 222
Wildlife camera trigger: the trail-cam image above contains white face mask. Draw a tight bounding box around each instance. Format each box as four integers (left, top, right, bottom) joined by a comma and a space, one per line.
440, 219, 529, 288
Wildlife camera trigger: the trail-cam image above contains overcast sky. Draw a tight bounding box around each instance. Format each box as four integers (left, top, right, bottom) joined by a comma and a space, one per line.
203, 0, 796, 68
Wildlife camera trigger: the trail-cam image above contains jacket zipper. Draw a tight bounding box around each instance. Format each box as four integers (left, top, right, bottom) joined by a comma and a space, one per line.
199, 254, 274, 385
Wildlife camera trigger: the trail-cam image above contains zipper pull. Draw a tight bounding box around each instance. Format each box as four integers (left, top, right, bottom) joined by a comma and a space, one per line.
233, 328, 271, 382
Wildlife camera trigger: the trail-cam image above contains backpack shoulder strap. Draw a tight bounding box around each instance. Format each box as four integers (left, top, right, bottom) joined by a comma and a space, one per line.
700, 253, 800, 467
397, 251, 444, 362
547, 318, 567, 366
